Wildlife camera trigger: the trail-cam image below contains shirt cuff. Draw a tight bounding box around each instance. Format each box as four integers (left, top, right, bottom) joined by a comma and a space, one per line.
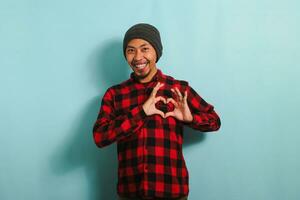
128, 105, 147, 122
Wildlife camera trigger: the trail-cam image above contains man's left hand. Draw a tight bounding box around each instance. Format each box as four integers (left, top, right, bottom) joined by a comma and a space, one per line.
164, 87, 193, 123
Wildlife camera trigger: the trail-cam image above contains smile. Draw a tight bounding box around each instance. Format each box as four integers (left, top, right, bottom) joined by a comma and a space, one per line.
134, 63, 148, 69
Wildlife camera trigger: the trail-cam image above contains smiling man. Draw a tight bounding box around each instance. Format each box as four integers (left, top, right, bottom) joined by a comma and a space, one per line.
93, 23, 221, 200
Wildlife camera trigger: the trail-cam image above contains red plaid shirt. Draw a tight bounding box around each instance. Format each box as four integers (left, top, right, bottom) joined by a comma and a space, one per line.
93, 69, 221, 199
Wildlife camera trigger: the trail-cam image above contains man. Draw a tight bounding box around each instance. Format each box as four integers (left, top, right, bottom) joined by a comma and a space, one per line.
93, 23, 221, 200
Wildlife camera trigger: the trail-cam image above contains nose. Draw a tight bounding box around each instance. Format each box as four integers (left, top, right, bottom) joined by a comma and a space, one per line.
134, 50, 143, 60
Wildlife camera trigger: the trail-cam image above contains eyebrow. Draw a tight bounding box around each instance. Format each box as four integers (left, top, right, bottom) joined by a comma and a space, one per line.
126, 43, 150, 49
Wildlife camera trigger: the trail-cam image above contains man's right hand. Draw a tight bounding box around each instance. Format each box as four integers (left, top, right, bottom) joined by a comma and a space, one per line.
142, 82, 166, 118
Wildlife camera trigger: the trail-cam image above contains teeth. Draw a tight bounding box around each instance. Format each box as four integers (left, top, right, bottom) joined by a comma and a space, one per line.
135, 63, 147, 68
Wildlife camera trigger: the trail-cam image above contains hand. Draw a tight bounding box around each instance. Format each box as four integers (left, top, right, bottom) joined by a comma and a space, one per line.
142, 82, 166, 118
165, 87, 193, 122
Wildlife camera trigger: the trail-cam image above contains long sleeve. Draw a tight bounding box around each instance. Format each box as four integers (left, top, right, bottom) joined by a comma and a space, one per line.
184, 85, 221, 132
93, 88, 147, 148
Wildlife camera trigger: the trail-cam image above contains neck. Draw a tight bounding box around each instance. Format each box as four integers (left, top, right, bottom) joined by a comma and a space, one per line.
139, 67, 158, 83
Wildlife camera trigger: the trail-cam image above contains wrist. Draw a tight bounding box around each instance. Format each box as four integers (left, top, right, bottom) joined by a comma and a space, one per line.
184, 115, 193, 123
142, 104, 148, 116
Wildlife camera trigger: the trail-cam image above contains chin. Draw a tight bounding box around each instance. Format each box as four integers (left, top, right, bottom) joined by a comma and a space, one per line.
136, 68, 151, 77
136, 73, 148, 79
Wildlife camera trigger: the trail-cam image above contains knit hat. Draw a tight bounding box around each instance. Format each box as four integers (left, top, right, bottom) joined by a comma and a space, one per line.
123, 23, 163, 62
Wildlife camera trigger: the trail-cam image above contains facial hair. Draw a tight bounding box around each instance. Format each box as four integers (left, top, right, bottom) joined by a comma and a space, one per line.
132, 60, 151, 79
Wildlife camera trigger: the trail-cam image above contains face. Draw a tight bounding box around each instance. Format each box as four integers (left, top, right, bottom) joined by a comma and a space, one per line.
125, 38, 157, 83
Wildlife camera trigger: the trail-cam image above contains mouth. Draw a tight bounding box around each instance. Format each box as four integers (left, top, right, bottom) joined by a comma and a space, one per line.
133, 62, 149, 71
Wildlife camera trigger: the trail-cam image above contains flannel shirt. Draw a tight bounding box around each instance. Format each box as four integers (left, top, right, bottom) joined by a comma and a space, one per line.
93, 69, 221, 199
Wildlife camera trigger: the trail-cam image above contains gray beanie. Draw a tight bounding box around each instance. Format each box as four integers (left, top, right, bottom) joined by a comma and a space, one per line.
123, 23, 163, 62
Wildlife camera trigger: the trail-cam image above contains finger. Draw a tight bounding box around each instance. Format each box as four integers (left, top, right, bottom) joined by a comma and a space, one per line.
171, 88, 179, 101
183, 90, 188, 102
172, 87, 182, 100
171, 88, 177, 95
166, 98, 178, 107
155, 96, 167, 104
151, 83, 160, 97
151, 82, 164, 97
175, 87, 183, 101
155, 109, 165, 118
165, 111, 175, 118
155, 82, 162, 89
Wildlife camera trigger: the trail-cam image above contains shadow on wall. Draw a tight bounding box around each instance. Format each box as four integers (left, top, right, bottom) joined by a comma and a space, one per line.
49, 40, 128, 200
183, 127, 206, 149
49, 40, 206, 200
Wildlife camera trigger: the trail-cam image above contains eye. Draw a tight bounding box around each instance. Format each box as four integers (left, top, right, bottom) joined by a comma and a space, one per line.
126, 49, 134, 54
142, 47, 149, 52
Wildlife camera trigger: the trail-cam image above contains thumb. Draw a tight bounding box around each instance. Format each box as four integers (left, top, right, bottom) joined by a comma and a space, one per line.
154, 109, 165, 118
165, 111, 175, 118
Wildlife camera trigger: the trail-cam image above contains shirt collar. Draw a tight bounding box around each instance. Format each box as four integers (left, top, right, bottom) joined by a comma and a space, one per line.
130, 68, 165, 84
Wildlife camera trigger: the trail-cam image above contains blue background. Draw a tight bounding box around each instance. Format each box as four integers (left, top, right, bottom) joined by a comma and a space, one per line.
1, 0, 299, 199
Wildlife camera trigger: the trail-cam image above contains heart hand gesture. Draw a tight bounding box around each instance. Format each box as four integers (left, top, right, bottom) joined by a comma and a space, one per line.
165, 87, 193, 123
